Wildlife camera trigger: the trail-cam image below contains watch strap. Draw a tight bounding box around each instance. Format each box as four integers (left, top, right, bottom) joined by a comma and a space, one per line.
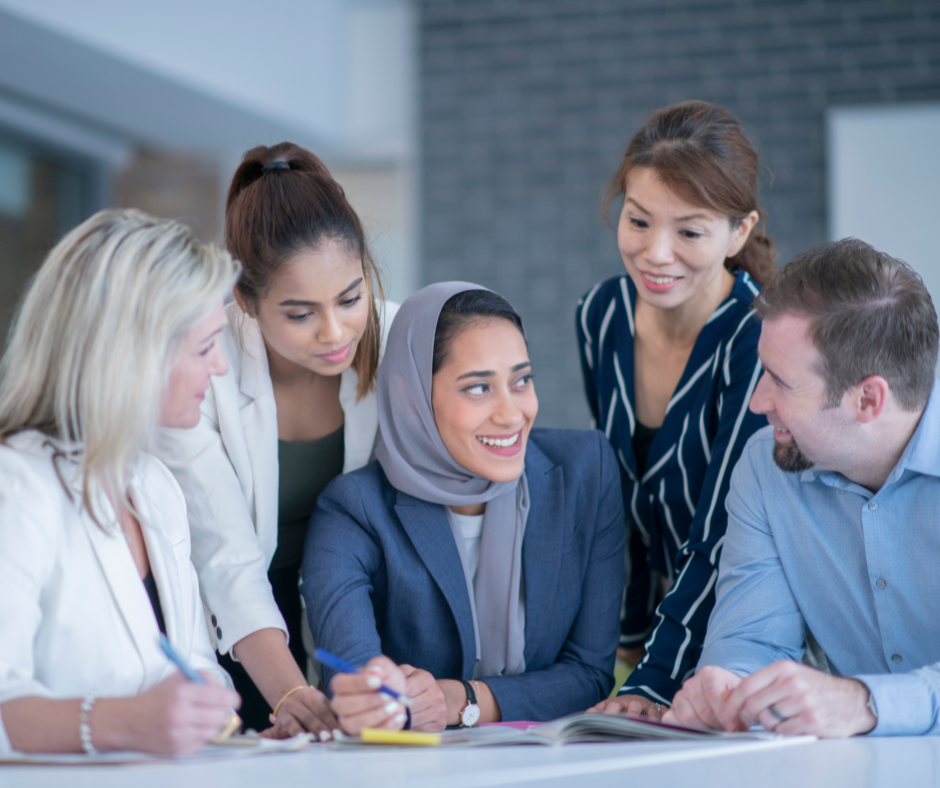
460, 679, 478, 705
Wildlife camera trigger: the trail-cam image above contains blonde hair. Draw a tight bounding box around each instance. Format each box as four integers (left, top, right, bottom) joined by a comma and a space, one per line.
0, 209, 241, 525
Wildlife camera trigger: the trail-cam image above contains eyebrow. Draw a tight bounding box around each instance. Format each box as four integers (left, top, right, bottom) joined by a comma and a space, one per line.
760, 360, 792, 390
198, 327, 223, 345
626, 198, 709, 223
278, 277, 364, 307
455, 361, 531, 381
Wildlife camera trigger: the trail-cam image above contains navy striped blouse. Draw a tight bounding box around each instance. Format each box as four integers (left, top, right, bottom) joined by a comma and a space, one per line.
576, 269, 767, 705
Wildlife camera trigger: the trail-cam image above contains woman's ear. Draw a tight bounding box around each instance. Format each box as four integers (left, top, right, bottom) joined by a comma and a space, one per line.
727, 210, 760, 259
232, 288, 256, 318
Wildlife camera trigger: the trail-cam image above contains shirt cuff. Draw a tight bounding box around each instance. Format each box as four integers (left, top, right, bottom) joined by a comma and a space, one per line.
856, 672, 937, 736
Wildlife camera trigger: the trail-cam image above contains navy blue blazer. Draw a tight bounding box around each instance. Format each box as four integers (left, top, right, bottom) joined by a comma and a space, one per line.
302, 428, 626, 722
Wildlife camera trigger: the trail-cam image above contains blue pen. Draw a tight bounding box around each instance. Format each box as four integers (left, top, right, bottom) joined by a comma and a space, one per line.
315, 648, 413, 708
159, 634, 206, 684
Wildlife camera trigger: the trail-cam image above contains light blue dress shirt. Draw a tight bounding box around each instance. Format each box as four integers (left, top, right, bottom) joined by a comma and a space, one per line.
700, 383, 940, 735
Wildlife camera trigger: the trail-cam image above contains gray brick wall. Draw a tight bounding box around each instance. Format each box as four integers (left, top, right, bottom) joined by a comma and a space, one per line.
418, 0, 940, 428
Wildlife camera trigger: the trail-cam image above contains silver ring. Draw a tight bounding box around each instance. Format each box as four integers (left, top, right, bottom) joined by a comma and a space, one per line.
768, 704, 787, 723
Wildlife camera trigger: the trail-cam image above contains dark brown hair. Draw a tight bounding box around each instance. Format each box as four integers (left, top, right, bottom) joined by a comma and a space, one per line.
755, 238, 938, 411
225, 142, 385, 399
604, 101, 775, 285
432, 290, 526, 375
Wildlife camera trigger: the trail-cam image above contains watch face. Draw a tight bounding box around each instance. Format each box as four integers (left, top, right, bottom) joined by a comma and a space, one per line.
461, 704, 481, 727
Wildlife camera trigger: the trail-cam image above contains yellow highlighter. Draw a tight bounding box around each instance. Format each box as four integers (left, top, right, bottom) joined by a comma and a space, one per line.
360, 728, 442, 746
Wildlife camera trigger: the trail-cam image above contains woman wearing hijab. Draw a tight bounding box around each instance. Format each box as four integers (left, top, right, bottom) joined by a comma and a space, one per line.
302, 283, 625, 732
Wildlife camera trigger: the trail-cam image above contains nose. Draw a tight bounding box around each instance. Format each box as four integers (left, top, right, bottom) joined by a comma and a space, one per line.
645, 227, 675, 267
749, 370, 773, 415
210, 342, 228, 377
318, 308, 344, 344
490, 387, 525, 430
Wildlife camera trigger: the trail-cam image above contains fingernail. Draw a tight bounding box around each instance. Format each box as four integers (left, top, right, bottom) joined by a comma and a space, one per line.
319, 730, 331, 742
385, 701, 400, 714
333, 729, 343, 739
379, 692, 392, 702
394, 713, 406, 724
367, 676, 381, 689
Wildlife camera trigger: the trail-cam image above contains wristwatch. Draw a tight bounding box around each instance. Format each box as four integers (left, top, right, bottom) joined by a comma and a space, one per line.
458, 680, 481, 728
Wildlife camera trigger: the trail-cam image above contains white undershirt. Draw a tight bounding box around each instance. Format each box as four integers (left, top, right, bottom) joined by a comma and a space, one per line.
450, 511, 485, 583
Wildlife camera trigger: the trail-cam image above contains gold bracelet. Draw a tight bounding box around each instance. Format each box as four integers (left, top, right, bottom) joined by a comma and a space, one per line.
269, 685, 313, 724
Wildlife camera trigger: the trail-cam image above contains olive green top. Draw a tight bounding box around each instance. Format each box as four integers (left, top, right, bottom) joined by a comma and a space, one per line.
271, 425, 345, 570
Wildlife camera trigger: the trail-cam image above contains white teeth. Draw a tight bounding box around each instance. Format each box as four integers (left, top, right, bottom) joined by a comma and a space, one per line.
477, 433, 520, 448
645, 274, 678, 284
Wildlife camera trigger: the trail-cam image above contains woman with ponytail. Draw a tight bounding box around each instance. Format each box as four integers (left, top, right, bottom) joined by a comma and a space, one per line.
157, 143, 397, 737
578, 102, 772, 717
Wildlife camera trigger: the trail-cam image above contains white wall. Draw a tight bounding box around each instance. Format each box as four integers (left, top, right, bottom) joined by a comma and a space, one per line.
828, 103, 940, 373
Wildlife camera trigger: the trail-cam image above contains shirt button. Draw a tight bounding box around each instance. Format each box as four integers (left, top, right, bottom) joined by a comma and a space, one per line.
892, 654, 902, 663
876, 579, 887, 589
216, 627, 223, 640
868, 501, 878, 511
211, 614, 218, 626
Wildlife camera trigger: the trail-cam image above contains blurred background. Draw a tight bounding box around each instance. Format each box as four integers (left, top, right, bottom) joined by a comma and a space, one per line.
0, 0, 937, 428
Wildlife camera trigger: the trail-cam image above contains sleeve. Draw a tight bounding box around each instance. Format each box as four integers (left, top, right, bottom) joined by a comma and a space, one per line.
0, 452, 60, 708
621, 317, 770, 703
695, 442, 806, 673
575, 284, 602, 426
301, 475, 386, 694
483, 434, 626, 720
156, 389, 285, 658
855, 669, 940, 736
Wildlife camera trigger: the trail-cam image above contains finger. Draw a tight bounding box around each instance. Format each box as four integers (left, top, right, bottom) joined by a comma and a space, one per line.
330, 672, 387, 697
332, 692, 403, 720
339, 702, 407, 735
738, 681, 796, 730
290, 692, 340, 730
285, 702, 338, 734
624, 700, 648, 717
723, 663, 785, 726
644, 703, 664, 721
669, 689, 714, 730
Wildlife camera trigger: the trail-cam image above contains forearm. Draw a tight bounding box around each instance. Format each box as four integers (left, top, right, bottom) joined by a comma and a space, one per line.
2, 696, 140, 753
233, 628, 308, 708
438, 679, 502, 725
485, 661, 612, 722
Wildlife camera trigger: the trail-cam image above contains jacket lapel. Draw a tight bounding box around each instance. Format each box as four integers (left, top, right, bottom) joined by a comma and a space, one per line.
81, 492, 166, 691
231, 309, 280, 563
519, 441, 564, 667
393, 492, 477, 678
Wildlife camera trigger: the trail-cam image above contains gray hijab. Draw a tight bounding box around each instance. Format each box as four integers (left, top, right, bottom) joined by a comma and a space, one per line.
375, 282, 528, 678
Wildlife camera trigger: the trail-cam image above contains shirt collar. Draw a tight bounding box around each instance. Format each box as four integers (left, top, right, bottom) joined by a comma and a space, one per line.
801, 380, 940, 489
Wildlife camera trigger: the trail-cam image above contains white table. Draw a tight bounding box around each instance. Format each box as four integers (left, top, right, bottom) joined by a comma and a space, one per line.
3, 736, 940, 788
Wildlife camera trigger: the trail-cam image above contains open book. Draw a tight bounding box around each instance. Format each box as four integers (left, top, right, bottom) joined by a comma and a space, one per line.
333, 712, 774, 748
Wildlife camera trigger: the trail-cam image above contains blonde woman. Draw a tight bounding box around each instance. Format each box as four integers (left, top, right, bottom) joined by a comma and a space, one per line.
157, 143, 397, 737
0, 209, 240, 755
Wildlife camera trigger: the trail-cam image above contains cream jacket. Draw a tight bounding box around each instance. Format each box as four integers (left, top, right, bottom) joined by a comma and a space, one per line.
0, 432, 229, 754
155, 300, 398, 657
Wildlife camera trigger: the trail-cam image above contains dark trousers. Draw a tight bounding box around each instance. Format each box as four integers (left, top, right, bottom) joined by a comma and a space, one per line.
217, 562, 307, 733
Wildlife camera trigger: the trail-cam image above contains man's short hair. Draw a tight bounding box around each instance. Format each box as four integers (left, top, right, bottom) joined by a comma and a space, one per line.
755, 238, 939, 411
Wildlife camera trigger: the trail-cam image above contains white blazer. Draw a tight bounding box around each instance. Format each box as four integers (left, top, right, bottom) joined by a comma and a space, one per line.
0, 432, 229, 754
155, 299, 399, 657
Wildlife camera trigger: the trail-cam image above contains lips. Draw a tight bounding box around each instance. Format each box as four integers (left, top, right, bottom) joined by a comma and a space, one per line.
639, 270, 683, 293
476, 430, 524, 457
318, 342, 352, 364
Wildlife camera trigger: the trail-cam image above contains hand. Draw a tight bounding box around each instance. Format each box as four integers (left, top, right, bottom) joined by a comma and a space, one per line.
663, 665, 744, 732
399, 665, 448, 732
265, 686, 339, 740
329, 656, 408, 736
587, 694, 664, 720
114, 671, 241, 756
617, 646, 646, 665
719, 661, 877, 738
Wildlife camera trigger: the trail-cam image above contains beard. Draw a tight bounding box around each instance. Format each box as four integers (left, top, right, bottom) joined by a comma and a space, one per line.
772, 437, 815, 473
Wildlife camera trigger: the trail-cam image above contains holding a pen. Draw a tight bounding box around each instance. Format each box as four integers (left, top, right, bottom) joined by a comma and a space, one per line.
325, 654, 414, 736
